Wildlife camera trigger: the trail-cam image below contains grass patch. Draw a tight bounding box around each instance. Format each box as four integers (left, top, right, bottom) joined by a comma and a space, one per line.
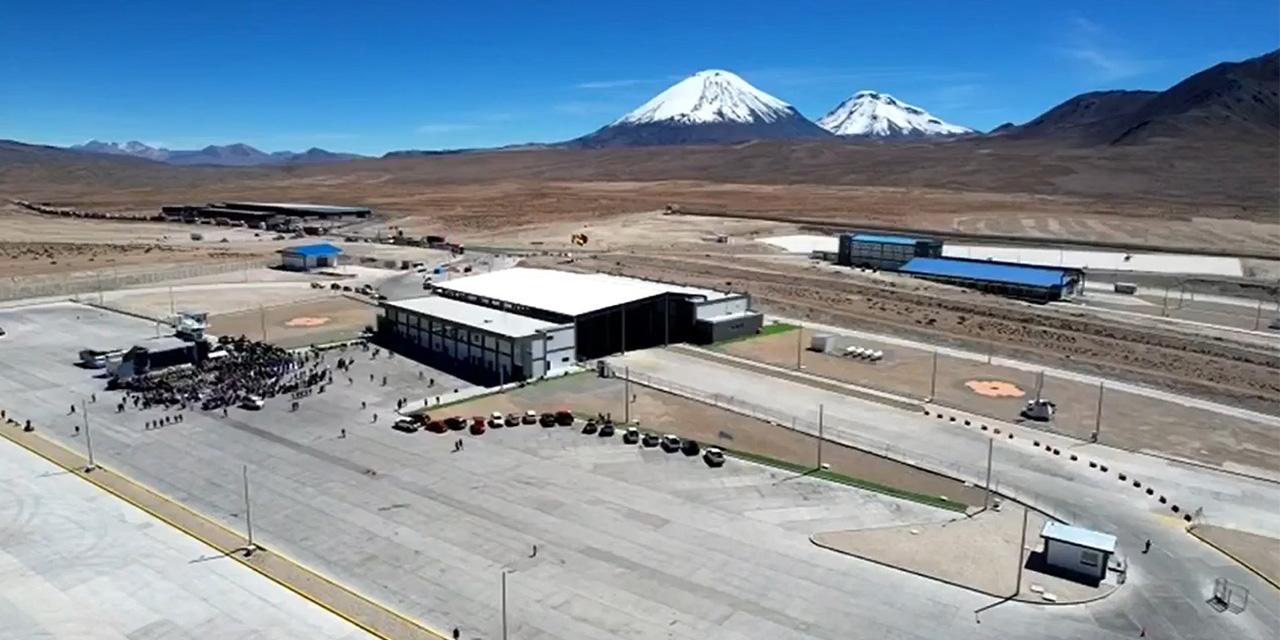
724, 449, 967, 513
712, 322, 798, 348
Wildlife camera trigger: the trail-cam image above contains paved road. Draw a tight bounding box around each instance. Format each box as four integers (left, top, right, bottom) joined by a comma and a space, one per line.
0, 433, 373, 640
615, 348, 1280, 640
773, 315, 1280, 429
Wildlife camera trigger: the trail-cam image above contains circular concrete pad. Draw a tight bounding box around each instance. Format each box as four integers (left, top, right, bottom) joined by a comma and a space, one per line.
285, 316, 331, 327
965, 380, 1025, 398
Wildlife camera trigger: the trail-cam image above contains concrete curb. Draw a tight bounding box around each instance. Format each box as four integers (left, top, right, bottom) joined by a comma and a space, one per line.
0, 416, 448, 640
809, 534, 1121, 606
1187, 527, 1280, 592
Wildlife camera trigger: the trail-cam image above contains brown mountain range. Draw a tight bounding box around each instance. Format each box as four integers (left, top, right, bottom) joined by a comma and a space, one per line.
1, 51, 1276, 212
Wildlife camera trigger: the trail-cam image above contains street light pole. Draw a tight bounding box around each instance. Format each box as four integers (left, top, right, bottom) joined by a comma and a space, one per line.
82, 399, 96, 472
1092, 382, 1105, 443
795, 325, 803, 370
624, 366, 631, 424
928, 351, 939, 401
242, 465, 256, 553
501, 569, 509, 640
1015, 507, 1028, 596
816, 404, 824, 469
983, 437, 993, 510
259, 304, 267, 343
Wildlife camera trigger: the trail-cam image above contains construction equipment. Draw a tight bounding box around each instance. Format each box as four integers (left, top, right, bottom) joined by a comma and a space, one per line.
571, 233, 589, 246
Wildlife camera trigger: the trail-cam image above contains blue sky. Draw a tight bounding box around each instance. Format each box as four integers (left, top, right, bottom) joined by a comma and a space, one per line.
1, 1, 1275, 155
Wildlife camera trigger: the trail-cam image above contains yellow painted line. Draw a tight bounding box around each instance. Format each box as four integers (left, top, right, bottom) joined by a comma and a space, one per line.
1188, 527, 1280, 592
0, 419, 448, 640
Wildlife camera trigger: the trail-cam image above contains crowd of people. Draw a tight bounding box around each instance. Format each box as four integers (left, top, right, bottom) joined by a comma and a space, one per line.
116, 337, 332, 414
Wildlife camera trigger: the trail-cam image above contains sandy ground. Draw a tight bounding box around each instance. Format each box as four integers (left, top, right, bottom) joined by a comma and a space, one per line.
208, 296, 377, 348
812, 506, 1118, 604
548, 253, 1280, 415
423, 373, 986, 508
1189, 525, 1280, 588
719, 327, 1279, 474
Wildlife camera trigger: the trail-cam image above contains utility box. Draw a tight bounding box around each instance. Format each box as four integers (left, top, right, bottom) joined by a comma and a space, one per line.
809, 334, 834, 353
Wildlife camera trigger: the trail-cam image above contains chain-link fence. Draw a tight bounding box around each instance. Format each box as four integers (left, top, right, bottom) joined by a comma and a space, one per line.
1, 259, 270, 302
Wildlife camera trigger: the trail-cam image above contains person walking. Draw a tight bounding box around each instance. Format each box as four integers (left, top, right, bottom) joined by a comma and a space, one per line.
340, 428, 347, 439
74, 425, 80, 436
530, 544, 538, 558
1143, 539, 1152, 554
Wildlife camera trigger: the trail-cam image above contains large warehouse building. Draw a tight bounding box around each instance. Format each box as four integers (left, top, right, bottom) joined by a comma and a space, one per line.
378, 268, 762, 384
897, 257, 1082, 302
838, 233, 943, 270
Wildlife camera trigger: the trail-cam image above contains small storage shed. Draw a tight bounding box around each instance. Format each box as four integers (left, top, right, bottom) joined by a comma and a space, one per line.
280, 243, 342, 271
1040, 521, 1117, 582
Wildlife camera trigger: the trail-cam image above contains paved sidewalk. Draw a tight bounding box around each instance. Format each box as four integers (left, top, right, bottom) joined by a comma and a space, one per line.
812, 507, 1121, 604
0, 420, 447, 640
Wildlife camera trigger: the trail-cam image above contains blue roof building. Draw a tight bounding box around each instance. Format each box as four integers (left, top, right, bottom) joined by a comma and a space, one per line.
897, 257, 1081, 302
279, 243, 343, 271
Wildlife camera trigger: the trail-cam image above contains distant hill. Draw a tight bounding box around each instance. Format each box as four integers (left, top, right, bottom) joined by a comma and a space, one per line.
69, 140, 364, 166
997, 49, 1279, 145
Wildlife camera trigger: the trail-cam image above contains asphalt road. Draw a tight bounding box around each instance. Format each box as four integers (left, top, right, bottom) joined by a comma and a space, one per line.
614, 348, 1280, 640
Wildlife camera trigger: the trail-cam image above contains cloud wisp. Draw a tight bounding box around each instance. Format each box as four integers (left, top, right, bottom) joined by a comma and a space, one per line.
415, 123, 482, 134
1059, 17, 1151, 81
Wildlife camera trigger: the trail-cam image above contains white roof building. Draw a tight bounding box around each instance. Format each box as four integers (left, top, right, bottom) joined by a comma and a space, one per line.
381, 296, 565, 338
432, 267, 731, 318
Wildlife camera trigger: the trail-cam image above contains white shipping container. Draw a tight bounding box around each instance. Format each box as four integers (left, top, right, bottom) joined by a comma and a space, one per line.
810, 334, 833, 353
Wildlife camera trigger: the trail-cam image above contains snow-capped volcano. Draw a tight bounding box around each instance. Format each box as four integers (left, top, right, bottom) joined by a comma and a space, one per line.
614, 69, 795, 125
817, 91, 973, 138
570, 70, 831, 147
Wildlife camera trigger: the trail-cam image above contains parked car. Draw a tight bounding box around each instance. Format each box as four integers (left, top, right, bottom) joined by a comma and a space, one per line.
598, 422, 615, 437
622, 427, 640, 444
641, 432, 660, 448
522, 410, 538, 425
702, 447, 726, 467
444, 416, 466, 431
470, 417, 486, 435
488, 411, 504, 428
330, 283, 342, 290
660, 434, 681, 452
504, 413, 520, 427
392, 419, 420, 434
539, 412, 557, 428
239, 395, 264, 410
581, 420, 598, 435
680, 439, 701, 456
554, 409, 574, 426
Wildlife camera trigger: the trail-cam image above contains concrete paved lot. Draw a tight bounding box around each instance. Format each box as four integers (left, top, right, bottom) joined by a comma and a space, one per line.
615, 347, 1280, 640
0, 302, 1103, 640
0, 434, 372, 640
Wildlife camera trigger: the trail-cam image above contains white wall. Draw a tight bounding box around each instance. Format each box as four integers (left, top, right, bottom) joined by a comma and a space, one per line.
1045, 540, 1105, 579
695, 296, 749, 320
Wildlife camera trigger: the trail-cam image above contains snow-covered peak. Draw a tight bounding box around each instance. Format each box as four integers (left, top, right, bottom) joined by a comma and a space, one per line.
817, 91, 973, 137
613, 70, 796, 126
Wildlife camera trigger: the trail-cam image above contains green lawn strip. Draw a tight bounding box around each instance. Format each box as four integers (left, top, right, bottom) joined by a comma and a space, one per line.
723, 449, 967, 512
711, 322, 798, 348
